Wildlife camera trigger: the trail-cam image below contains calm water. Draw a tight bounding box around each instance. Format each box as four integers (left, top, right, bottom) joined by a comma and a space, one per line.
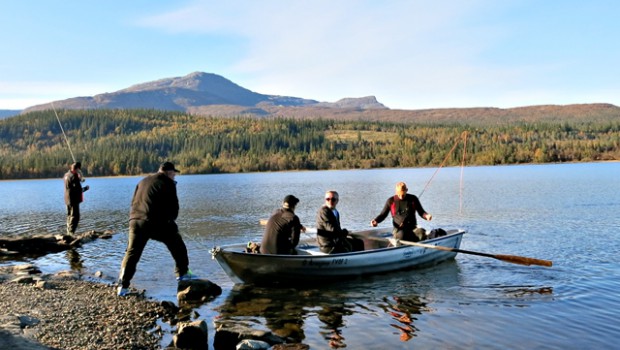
1, 163, 620, 349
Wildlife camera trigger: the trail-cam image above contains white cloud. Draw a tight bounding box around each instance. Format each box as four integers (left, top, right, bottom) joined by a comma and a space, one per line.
134, 1, 508, 106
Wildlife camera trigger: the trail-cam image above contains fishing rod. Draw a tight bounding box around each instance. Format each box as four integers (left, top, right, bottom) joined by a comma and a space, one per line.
52, 102, 77, 164
52, 103, 85, 181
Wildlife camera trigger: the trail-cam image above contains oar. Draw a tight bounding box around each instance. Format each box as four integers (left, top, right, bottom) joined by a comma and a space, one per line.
353, 234, 553, 267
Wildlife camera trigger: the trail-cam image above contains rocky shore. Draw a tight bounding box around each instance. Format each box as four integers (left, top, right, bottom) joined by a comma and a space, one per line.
0, 232, 309, 350
0, 265, 178, 349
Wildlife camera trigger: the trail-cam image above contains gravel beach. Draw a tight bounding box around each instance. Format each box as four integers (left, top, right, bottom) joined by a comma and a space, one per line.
0, 266, 177, 350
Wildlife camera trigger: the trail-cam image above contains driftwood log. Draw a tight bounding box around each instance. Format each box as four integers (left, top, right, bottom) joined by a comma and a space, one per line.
0, 230, 115, 259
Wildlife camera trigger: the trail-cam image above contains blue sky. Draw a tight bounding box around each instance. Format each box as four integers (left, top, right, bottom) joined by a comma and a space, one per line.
1, 0, 618, 110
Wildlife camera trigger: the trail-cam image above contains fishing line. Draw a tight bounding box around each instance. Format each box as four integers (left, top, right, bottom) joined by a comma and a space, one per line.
418, 133, 463, 198
459, 131, 468, 215
52, 102, 76, 163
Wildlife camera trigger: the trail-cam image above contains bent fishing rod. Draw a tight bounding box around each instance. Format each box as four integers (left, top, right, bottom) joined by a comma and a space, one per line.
52, 102, 77, 164
53, 103, 85, 181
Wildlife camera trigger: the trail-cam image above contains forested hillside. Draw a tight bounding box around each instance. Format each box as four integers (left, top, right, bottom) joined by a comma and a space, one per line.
0, 109, 619, 179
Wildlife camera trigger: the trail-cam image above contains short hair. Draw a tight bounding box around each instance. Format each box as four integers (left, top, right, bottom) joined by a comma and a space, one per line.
395, 182, 408, 193
325, 190, 339, 198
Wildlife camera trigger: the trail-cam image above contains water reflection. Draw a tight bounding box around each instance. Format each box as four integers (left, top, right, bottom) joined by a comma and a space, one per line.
213, 268, 446, 349
317, 302, 350, 348
66, 248, 84, 271
381, 295, 426, 342
215, 285, 310, 343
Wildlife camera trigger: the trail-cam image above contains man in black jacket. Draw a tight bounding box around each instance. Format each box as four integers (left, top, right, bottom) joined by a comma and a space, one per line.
371, 182, 432, 242
64, 162, 89, 236
117, 162, 194, 296
260, 195, 306, 255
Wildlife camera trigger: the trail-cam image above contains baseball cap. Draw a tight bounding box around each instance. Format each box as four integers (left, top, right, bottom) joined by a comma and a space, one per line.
160, 161, 180, 173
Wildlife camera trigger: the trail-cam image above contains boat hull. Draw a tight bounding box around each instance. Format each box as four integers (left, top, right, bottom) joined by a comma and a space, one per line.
211, 228, 465, 285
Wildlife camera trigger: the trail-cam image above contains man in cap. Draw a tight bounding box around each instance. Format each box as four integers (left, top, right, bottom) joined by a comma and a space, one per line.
63, 161, 89, 236
371, 181, 432, 242
117, 161, 195, 296
260, 194, 307, 254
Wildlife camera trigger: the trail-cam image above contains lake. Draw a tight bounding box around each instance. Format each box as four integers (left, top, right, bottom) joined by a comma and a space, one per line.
1, 162, 620, 349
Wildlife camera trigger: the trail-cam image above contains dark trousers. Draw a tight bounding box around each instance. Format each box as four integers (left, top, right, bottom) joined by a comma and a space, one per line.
118, 219, 189, 288
66, 204, 80, 235
393, 226, 425, 242
319, 236, 364, 254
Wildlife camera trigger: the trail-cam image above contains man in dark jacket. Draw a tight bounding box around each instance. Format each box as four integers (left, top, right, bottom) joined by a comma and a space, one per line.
64, 162, 89, 236
117, 162, 194, 296
371, 182, 432, 241
316, 190, 363, 253
260, 195, 306, 254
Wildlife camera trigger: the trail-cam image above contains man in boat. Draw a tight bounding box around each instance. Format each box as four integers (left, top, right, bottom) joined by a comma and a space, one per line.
63, 161, 89, 236
316, 190, 364, 253
117, 161, 195, 296
260, 195, 306, 254
370, 182, 432, 242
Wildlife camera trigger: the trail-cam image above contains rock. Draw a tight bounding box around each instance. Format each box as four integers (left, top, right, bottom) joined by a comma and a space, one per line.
173, 319, 209, 349
271, 344, 310, 350
10, 276, 35, 284
0, 231, 118, 259
236, 339, 271, 349
48, 270, 81, 281
12, 264, 42, 275
161, 300, 180, 314
35, 280, 49, 289
0, 315, 49, 350
177, 279, 222, 304
214, 324, 286, 350
0, 330, 53, 350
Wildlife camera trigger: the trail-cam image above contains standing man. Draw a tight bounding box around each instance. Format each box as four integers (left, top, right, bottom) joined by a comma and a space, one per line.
260, 195, 306, 255
316, 190, 363, 253
371, 182, 432, 242
117, 161, 194, 296
64, 162, 89, 236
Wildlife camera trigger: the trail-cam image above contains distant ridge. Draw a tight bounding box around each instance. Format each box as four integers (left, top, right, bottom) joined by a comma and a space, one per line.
21, 72, 388, 114
15, 72, 620, 124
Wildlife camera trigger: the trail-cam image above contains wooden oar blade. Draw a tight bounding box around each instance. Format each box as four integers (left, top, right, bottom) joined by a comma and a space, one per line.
494, 254, 553, 267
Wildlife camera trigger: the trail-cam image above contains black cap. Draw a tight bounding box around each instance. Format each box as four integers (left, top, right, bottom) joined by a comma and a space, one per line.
160, 161, 180, 173
283, 195, 300, 206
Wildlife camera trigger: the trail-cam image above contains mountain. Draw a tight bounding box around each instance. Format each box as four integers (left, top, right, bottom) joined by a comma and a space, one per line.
16, 72, 619, 124
21, 72, 387, 114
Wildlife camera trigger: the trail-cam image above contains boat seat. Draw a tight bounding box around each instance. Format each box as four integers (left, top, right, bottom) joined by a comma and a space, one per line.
295, 244, 328, 256
305, 249, 328, 256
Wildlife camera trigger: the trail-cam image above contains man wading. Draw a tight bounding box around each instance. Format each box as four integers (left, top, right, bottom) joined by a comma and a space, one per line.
64, 162, 89, 236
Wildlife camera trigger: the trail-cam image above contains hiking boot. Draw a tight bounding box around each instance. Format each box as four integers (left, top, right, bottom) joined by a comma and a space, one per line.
117, 286, 129, 297
177, 269, 197, 282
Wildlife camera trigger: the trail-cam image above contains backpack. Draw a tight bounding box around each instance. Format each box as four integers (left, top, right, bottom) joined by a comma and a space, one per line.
427, 228, 447, 239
